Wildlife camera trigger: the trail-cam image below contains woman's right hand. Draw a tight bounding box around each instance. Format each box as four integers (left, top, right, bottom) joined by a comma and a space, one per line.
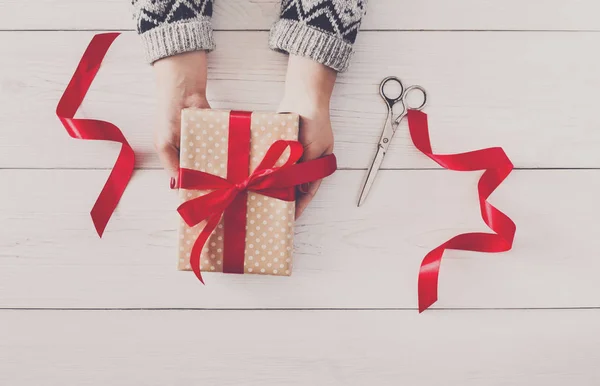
153, 51, 210, 179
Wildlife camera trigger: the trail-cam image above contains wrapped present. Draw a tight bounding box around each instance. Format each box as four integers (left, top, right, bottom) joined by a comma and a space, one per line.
175, 109, 337, 282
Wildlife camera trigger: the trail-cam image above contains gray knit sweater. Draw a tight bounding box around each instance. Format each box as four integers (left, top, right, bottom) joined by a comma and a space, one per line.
132, 0, 368, 72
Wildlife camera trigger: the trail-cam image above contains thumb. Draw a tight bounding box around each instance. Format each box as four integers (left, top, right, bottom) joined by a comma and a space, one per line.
155, 137, 180, 180
295, 144, 332, 219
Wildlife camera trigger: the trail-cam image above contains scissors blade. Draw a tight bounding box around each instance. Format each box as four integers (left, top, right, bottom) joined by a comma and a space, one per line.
357, 146, 386, 207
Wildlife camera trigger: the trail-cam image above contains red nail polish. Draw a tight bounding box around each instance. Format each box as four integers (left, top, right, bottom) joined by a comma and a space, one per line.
170, 177, 177, 189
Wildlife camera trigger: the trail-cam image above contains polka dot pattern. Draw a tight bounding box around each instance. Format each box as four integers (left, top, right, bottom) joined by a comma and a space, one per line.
177, 109, 299, 277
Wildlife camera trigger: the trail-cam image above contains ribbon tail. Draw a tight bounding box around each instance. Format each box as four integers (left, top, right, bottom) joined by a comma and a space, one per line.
418, 246, 444, 313
189, 214, 222, 284
407, 110, 516, 312
56, 33, 134, 237
90, 142, 135, 237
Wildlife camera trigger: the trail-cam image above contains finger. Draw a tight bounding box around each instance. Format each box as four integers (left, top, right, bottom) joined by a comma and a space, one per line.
298, 183, 309, 194
295, 138, 333, 218
295, 178, 322, 219
295, 141, 333, 218
155, 138, 180, 180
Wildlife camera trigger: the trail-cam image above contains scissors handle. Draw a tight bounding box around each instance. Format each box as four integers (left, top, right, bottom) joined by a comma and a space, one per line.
379, 76, 405, 108
404, 85, 428, 111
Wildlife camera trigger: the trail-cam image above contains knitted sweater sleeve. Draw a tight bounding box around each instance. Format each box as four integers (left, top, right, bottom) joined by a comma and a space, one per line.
132, 0, 215, 63
269, 0, 368, 72
132, 0, 367, 72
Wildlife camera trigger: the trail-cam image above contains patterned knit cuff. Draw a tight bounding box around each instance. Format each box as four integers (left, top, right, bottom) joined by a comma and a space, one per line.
269, 19, 354, 73
140, 20, 215, 63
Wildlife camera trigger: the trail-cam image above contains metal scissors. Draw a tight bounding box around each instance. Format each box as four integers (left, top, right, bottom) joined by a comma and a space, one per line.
357, 76, 428, 206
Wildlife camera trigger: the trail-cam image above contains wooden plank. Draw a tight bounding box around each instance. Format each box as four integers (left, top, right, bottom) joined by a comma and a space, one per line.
1, 309, 599, 385
1, 169, 599, 309
2, 0, 600, 31
2, 31, 600, 170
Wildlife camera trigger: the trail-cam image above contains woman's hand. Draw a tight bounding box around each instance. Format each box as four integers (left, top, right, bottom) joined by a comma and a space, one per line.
153, 51, 210, 179
278, 55, 337, 219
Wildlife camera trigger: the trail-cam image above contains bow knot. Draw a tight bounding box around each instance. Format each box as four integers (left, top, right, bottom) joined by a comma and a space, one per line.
234, 179, 250, 192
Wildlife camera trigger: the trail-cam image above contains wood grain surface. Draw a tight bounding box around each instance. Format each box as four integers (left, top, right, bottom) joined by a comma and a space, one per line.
2, 310, 599, 385
1, 0, 599, 384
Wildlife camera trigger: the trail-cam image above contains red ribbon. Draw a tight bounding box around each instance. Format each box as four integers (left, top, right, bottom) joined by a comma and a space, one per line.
407, 110, 516, 312
56, 32, 135, 237
177, 111, 338, 283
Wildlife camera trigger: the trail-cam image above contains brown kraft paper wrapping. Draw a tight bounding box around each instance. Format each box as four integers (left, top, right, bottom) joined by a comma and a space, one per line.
177, 109, 300, 276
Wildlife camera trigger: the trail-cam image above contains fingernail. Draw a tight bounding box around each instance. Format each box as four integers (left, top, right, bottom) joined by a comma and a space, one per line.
170, 177, 177, 190
298, 183, 309, 194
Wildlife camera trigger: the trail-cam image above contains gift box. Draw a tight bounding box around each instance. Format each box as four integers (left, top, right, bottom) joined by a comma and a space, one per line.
177, 109, 301, 277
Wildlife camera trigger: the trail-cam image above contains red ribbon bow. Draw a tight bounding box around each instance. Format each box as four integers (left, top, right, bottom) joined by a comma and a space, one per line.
177, 112, 337, 283
56, 32, 135, 237
407, 110, 516, 312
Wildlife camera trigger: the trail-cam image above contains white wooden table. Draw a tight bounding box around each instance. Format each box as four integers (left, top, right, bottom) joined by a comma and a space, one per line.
1, 1, 600, 384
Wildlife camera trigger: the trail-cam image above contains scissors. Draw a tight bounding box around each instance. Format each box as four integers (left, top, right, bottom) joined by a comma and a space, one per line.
357, 76, 428, 206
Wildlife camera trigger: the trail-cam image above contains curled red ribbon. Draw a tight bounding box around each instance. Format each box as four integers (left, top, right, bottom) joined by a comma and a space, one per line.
407, 110, 516, 312
177, 112, 337, 283
56, 32, 135, 237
